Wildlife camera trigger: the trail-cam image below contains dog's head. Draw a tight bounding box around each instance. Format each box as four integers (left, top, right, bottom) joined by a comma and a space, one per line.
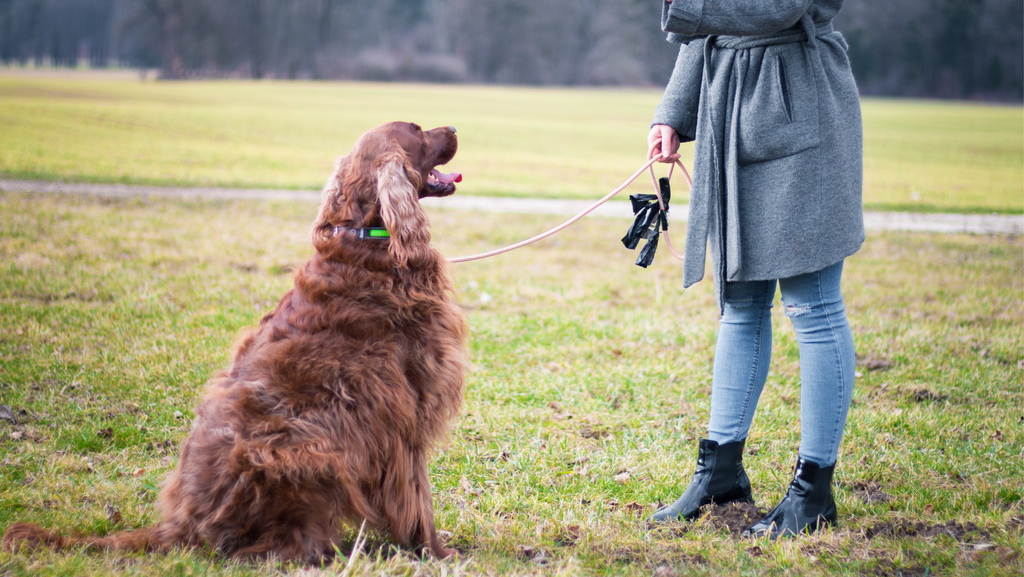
312, 122, 460, 267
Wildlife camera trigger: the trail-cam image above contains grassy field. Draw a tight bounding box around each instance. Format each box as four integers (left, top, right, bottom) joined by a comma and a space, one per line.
0, 71, 1022, 214
0, 191, 1021, 576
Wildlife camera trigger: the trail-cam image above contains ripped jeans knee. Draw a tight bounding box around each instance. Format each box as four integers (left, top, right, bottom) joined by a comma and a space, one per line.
782, 301, 813, 317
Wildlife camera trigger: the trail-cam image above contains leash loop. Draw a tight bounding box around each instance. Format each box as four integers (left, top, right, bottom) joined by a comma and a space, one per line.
645, 160, 690, 262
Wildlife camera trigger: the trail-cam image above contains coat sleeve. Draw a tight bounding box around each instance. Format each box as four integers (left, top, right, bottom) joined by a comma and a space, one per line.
662, 0, 812, 37
651, 38, 705, 142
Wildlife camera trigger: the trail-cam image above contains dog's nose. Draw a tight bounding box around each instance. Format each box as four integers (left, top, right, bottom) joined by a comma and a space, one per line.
448, 126, 457, 134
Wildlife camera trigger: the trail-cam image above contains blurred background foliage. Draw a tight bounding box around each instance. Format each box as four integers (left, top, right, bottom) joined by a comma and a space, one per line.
0, 0, 1021, 101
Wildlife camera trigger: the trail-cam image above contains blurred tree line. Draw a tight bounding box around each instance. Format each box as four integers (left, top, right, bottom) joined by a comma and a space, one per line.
0, 0, 1020, 101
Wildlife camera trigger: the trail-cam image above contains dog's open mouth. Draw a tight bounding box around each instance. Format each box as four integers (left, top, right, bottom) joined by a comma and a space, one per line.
427, 168, 462, 196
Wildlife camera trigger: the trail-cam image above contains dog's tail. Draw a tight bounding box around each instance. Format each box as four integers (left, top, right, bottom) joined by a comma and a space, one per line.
3, 521, 176, 554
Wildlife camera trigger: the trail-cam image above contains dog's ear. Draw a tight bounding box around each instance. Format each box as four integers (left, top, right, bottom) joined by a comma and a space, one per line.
376, 152, 432, 268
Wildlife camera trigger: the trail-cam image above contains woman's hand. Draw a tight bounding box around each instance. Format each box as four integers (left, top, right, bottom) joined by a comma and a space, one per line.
648, 124, 681, 163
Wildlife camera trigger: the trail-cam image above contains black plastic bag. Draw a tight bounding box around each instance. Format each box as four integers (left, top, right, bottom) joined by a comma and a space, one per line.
621, 177, 671, 268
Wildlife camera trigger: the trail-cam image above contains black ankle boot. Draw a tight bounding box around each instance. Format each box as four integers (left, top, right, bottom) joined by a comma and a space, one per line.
650, 438, 753, 522
743, 457, 837, 538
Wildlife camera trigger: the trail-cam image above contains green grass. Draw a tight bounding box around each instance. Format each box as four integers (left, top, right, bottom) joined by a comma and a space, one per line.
0, 71, 1021, 213
0, 191, 1021, 575
861, 100, 1024, 214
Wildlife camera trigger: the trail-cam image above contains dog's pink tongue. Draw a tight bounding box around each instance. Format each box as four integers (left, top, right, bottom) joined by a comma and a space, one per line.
432, 169, 462, 184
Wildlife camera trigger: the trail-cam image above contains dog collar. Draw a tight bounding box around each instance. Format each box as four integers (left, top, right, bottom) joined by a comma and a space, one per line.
333, 227, 390, 240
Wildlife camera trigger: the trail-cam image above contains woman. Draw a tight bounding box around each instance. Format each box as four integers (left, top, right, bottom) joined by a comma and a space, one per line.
647, 0, 863, 538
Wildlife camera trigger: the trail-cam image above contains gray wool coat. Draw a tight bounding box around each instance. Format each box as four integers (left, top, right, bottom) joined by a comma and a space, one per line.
652, 0, 864, 309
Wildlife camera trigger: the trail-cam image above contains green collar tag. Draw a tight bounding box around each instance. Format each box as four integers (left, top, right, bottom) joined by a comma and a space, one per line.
333, 226, 390, 240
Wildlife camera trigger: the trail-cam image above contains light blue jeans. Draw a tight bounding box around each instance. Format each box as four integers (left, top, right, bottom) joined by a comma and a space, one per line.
707, 260, 855, 467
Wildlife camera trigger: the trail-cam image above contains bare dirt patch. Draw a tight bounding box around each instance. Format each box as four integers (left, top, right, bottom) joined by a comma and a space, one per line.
911, 388, 949, 403
857, 354, 894, 372
701, 502, 766, 536
864, 518, 991, 541
850, 481, 895, 505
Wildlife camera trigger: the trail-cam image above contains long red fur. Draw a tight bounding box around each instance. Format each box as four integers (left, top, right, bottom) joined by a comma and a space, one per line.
3, 122, 468, 562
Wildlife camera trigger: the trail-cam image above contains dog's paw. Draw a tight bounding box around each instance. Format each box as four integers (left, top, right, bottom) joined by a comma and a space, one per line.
431, 545, 456, 559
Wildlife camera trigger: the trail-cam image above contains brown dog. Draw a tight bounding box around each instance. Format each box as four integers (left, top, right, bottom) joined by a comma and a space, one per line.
3, 122, 469, 561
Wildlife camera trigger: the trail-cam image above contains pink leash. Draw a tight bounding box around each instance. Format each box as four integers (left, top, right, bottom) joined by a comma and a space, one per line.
447, 157, 692, 264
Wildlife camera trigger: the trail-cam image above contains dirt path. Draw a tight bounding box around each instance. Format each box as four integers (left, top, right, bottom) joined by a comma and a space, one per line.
2, 179, 1020, 235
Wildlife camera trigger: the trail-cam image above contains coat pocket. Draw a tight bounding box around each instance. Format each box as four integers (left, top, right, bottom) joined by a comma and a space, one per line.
736, 47, 820, 165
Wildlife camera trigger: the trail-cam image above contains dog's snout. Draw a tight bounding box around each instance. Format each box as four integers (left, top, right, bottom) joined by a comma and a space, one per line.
448, 126, 456, 134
